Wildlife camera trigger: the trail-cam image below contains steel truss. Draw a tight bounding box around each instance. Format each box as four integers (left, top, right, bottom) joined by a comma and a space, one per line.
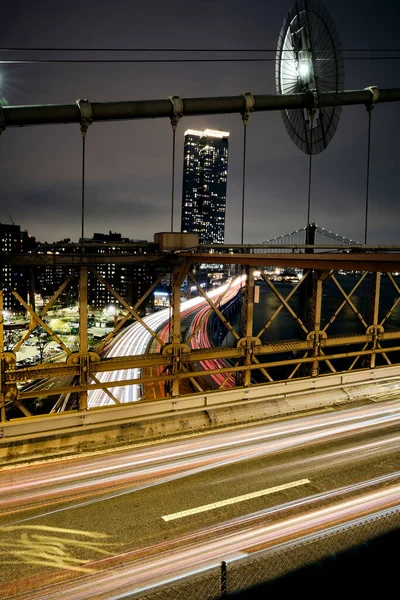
2, 250, 400, 421
1, 84, 400, 421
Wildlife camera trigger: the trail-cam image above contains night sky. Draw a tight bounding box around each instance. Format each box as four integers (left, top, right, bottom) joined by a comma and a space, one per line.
0, 0, 399, 245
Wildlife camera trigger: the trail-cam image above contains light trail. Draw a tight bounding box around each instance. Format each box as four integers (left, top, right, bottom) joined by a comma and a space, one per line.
189, 302, 237, 388
1, 398, 400, 517
88, 276, 244, 407
4, 474, 400, 600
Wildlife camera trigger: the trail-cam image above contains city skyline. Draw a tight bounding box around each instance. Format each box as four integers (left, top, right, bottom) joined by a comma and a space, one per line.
0, 0, 399, 245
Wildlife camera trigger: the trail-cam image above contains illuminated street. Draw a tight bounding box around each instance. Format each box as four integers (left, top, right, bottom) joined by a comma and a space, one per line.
88, 276, 244, 406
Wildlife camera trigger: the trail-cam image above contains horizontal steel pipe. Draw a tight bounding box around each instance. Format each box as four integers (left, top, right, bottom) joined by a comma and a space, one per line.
3, 88, 400, 128
3, 251, 400, 271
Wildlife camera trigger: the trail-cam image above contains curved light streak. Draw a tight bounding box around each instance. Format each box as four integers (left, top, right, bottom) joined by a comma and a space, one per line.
88, 276, 244, 407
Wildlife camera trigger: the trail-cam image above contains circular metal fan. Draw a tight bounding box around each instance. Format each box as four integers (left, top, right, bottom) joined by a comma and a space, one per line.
276, 0, 344, 155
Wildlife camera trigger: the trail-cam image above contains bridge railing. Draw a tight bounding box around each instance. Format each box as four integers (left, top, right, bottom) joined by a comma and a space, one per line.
2, 249, 400, 421
2, 86, 400, 422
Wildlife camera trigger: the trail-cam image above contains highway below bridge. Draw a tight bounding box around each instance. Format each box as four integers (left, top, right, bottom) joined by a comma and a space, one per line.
17, 276, 243, 413
88, 275, 244, 407
1, 390, 399, 599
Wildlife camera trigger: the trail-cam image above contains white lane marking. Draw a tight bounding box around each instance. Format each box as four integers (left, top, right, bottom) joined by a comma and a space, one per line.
162, 478, 311, 521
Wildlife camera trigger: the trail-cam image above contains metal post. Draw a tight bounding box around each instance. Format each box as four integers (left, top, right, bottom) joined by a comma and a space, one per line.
311, 271, 323, 377
169, 261, 190, 397
29, 268, 36, 329
304, 223, 317, 328
0, 290, 5, 421
243, 266, 255, 387
220, 561, 227, 597
171, 267, 182, 398
0, 290, 3, 354
370, 271, 381, 368
79, 266, 88, 410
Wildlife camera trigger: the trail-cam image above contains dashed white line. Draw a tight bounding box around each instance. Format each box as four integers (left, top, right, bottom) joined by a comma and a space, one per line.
162, 478, 311, 521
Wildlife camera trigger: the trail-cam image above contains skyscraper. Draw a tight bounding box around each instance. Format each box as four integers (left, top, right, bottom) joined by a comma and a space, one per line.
181, 129, 229, 244
0, 223, 35, 312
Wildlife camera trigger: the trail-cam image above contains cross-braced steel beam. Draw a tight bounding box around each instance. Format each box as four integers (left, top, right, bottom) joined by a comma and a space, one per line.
2, 254, 400, 422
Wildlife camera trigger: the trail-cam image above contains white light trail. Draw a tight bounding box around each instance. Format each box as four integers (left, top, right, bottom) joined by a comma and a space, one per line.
88, 276, 244, 407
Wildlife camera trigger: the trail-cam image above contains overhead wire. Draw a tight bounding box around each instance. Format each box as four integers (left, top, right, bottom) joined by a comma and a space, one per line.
1, 57, 400, 64
0, 47, 399, 65
0, 47, 399, 52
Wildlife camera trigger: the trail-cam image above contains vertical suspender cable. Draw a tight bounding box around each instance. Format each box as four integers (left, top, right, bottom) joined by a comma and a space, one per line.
363, 87, 379, 245
168, 96, 183, 234
169, 125, 176, 345
239, 94, 254, 385
364, 111, 372, 245
241, 123, 247, 245
81, 135, 86, 245
169, 133, 174, 344
306, 113, 314, 236
76, 99, 92, 248
240, 93, 254, 246
171, 127, 176, 233
307, 143, 313, 231
168, 97, 183, 348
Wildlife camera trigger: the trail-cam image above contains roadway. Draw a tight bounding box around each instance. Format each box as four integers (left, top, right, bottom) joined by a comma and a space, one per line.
88, 276, 244, 407
1, 395, 399, 598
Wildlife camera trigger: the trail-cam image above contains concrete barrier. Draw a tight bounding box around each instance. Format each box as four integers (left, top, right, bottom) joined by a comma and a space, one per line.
1, 364, 400, 464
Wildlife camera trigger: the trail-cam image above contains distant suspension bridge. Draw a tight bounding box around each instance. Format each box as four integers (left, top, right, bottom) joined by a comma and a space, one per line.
260, 223, 362, 252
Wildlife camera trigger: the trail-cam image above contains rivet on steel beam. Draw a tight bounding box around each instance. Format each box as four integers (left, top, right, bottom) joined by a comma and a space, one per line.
0, 105, 5, 136
76, 98, 93, 138
168, 95, 183, 131
364, 86, 380, 114
308, 89, 320, 120
241, 92, 255, 126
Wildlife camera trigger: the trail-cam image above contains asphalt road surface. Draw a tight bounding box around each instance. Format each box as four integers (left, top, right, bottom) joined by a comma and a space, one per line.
1, 396, 400, 598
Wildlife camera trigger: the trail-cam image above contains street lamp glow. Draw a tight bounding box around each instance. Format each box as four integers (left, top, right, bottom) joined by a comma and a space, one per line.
297, 50, 313, 86
299, 61, 310, 78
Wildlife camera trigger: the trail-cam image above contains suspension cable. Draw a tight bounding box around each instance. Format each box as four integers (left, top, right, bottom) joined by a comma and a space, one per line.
240, 93, 255, 245
307, 132, 313, 232
306, 93, 318, 240
168, 96, 183, 233
167, 97, 183, 347
171, 127, 176, 233
364, 111, 372, 245
364, 87, 380, 245
81, 135, 86, 245
76, 99, 92, 248
241, 124, 247, 245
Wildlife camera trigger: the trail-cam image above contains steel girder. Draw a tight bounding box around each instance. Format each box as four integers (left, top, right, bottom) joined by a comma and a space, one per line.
2, 261, 400, 420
